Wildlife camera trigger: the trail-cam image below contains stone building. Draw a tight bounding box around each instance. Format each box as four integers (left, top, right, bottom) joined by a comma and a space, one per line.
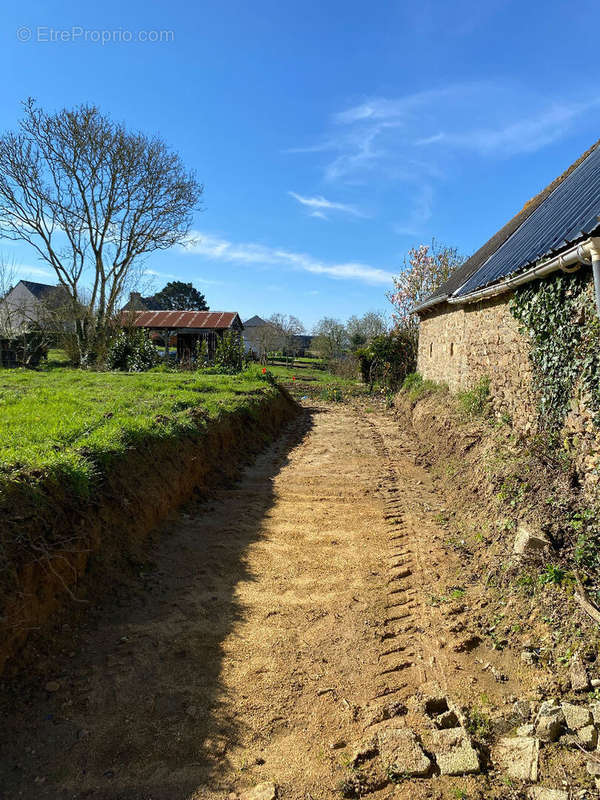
414, 139, 600, 432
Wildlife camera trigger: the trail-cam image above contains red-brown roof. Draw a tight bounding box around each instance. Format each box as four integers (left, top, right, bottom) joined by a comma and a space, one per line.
122, 310, 241, 329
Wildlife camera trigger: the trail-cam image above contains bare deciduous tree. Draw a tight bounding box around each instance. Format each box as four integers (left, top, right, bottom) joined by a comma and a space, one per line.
251, 322, 285, 363
346, 310, 388, 349
312, 316, 348, 359
268, 313, 304, 354
0, 259, 73, 365
0, 256, 17, 337
0, 100, 203, 363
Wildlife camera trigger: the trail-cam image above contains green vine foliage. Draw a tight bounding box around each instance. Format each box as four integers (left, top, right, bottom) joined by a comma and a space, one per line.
510, 270, 600, 432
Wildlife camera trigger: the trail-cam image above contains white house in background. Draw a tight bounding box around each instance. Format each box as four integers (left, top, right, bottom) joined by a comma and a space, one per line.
243, 315, 286, 356
0, 280, 70, 333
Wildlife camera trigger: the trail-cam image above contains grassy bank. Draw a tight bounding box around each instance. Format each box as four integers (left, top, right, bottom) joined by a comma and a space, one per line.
0, 366, 278, 496
0, 364, 298, 674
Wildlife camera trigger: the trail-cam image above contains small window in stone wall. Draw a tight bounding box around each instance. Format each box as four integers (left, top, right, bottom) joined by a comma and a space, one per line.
450, 342, 454, 356
429, 342, 433, 357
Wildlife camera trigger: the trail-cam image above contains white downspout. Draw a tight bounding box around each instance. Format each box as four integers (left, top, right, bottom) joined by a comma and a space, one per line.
589, 238, 600, 316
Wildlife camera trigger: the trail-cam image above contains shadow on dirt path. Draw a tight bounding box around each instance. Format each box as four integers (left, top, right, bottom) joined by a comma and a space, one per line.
2, 400, 507, 800
0, 409, 313, 800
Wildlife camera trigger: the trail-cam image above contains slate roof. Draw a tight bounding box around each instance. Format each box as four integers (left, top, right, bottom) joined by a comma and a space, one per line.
19, 280, 59, 299
418, 138, 600, 309
124, 311, 242, 330
243, 315, 269, 327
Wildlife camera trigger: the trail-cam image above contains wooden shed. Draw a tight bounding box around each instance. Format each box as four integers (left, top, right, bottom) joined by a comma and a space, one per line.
122, 310, 244, 362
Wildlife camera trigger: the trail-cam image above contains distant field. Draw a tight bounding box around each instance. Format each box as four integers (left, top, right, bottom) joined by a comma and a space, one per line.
0, 365, 278, 494
267, 364, 369, 403
266, 364, 355, 384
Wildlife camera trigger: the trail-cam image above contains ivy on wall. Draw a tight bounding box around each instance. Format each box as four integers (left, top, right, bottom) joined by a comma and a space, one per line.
510, 269, 600, 431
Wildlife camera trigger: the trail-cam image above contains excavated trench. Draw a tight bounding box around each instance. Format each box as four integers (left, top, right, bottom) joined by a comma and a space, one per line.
0, 399, 585, 799
0, 388, 297, 678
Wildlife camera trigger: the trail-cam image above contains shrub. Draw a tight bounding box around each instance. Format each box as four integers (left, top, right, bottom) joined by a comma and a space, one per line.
58, 332, 81, 366
0, 329, 48, 367
456, 376, 491, 418
213, 331, 245, 373
401, 372, 445, 402
329, 355, 358, 379
195, 338, 209, 369
107, 329, 160, 372
356, 329, 416, 391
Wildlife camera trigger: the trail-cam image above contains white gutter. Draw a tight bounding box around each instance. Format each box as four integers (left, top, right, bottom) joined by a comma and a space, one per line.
447, 237, 600, 306
412, 293, 449, 314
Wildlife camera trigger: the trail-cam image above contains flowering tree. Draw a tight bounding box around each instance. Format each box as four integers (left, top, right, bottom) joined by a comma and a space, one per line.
388, 240, 464, 334
385, 240, 464, 377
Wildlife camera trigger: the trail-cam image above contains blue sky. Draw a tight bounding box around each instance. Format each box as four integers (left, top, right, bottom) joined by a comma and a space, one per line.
2, 0, 600, 330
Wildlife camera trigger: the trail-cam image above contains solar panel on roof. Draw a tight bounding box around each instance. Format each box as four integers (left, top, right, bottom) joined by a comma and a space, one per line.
456, 146, 600, 297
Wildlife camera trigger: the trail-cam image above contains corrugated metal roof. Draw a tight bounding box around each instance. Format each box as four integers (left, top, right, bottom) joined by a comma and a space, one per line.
123, 310, 240, 329
415, 138, 600, 310
455, 143, 600, 297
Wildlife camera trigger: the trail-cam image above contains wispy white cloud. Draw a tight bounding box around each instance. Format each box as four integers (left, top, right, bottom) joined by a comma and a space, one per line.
418, 101, 600, 156
398, 0, 516, 41
183, 232, 393, 286
288, 191, 365, 219
17, 265, 55, 280
332, 88, 598, 160
146, 268, 179, 279
333, 86, 471, 125
197, 276, 227, 286
288, 83, 600, 236
394, 185, 435, 236
146, 268, 226, 287
292, 85, 600, 180
415, 133, 445, 146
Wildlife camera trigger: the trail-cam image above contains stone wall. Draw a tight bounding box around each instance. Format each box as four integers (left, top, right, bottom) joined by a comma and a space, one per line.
417, 282, 600, 491
417, 294, 538, 432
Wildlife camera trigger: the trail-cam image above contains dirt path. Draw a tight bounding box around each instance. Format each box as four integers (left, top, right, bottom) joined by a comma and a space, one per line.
0, 402, 519, 800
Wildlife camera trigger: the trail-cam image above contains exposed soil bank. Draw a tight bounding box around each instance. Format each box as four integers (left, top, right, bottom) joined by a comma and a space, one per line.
0, 400, 465, 800
0, 386, 298, 677
394, 387, 600, 692
2, 397, 598, 797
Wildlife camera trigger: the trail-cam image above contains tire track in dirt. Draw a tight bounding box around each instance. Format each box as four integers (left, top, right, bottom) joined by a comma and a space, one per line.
359, 414, 450, 709
0, 401, 468, 800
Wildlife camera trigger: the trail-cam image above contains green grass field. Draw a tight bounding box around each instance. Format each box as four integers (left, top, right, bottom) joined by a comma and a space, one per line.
266, 364, 356, 385
0, 365, 278, 495
266, 363, 369, 404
